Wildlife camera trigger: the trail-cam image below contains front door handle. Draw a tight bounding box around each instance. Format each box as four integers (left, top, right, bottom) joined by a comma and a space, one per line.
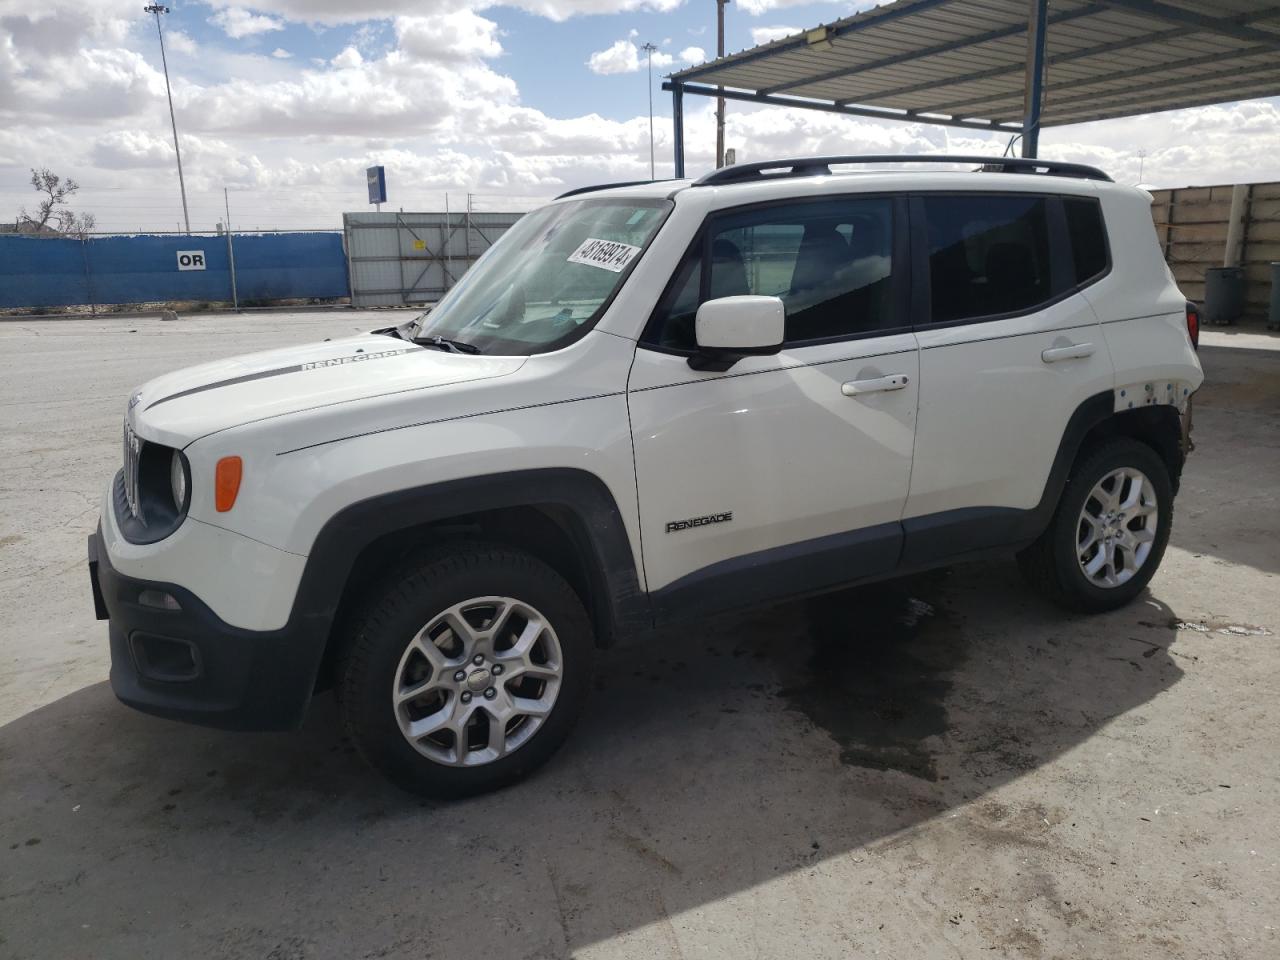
1041, 342, 1095, 363
841, 373, 910, 397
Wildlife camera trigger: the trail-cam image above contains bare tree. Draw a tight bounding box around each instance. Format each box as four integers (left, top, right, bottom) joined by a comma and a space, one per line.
19, 168, 96, 236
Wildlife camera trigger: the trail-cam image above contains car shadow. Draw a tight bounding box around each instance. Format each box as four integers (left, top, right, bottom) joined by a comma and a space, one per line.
0, 561, 1183, 958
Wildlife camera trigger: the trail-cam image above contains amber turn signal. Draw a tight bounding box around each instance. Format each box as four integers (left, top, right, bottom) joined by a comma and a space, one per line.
215, 456, 243, 512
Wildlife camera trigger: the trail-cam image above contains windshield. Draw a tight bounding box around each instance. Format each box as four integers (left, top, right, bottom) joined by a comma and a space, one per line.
412, 197, 672, 355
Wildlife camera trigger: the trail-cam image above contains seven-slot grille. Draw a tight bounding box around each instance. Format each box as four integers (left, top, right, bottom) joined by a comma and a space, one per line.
122, 420, 143, 522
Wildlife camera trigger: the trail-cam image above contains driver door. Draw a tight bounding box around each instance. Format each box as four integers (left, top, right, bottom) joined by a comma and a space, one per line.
627, 196, 919, 620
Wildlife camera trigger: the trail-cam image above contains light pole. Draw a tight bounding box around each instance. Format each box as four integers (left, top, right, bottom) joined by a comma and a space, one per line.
641, 42, 658, 180
144, 4, 191, 234
716, 0, 729, 169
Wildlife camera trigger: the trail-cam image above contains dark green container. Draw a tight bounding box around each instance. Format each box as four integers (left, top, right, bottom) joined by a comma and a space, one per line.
1204, 266, 1245, 325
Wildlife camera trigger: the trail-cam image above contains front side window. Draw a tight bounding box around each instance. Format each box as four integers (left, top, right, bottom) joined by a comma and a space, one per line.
413, 198, 671, 354
923, 194, 1053, 324
649, 197, 895, 350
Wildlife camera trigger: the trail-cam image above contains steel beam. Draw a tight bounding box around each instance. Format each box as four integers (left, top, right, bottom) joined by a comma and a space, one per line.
1044, 74, 1280, 126
881, 9, 1280, 110
1092, 0, 1280, 49
942, 57, 1280, 120
768, 4, 1101, 98
1021, 0, 1049, 158
672, 82, 686, 179
669, 0, 959, 84
662, 82, 1022, 135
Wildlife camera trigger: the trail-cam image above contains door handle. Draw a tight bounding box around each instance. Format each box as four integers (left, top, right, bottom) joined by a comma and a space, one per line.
841, 373, 910, 397
1041, 342, 1095, 363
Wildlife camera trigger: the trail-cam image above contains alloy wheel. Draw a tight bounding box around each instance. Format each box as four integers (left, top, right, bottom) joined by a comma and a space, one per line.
392, 596, 564, 766
1076, 467, 1159, 588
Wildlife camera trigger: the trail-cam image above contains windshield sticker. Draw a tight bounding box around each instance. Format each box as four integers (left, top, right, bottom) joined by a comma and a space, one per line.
566, 237, 643, 273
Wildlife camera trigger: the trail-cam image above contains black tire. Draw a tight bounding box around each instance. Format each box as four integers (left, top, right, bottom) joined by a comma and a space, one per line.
336, 541, 594, 799
1018, 437, 1174, 613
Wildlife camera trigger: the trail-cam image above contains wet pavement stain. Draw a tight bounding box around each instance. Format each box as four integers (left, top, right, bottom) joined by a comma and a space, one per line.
779, 574, 966, 781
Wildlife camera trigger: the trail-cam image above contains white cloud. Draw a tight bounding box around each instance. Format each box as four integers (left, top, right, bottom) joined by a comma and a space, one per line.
166, 30, 198, 55
271, 47, 292, 59
330, 46, 363, 69
2, 0, 1278, 235
750, 25, 799, 45
737, 0, 867, 14
200, 0, 684, 26
587, 38, 704, 75
587, 39, 638, 75
209, 7, 286, 40
90, 129, 174, 169
395, 11, 502, 61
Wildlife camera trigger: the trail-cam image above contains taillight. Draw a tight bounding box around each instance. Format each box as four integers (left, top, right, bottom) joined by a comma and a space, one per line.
1186, 302, 1200, 349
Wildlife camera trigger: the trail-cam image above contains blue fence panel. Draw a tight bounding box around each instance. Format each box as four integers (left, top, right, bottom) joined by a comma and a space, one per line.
229, 233, 350, 301
0, 232, 349, 309
85, 234, 235, 304
0, 236, 92, 308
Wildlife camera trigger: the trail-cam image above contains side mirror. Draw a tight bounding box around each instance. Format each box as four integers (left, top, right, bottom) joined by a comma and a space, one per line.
690, 295, 785, 371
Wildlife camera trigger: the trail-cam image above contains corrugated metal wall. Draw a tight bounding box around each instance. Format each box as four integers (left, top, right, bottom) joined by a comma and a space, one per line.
344, 211, 523, 307
1150, 181, 1280, 318
0, 232, 349, 309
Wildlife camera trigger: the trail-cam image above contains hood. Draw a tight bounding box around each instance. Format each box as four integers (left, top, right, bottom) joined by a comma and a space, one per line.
129, 332, 526, 447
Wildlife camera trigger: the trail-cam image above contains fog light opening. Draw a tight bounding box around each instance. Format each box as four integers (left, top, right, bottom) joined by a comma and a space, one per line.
137, 589, 182, 611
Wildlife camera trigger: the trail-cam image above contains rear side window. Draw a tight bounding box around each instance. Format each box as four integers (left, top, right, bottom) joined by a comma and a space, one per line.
922, 195, 1053, 324
647, 196, 896, 349
1064, 197, 1109, 285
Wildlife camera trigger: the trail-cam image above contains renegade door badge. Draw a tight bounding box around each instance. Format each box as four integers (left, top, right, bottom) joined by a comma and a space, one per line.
666, 512, 733, 533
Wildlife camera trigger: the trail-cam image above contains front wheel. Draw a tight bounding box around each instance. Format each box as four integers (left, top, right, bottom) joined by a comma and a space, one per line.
337, 542, 594, 798
1018, 438, 1173, 613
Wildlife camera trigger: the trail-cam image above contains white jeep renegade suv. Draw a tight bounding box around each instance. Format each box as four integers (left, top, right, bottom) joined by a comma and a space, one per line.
89, 155, 1203, 797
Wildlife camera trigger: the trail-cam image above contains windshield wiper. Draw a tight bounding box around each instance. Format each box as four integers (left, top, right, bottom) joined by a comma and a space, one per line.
413, 334, 482, 355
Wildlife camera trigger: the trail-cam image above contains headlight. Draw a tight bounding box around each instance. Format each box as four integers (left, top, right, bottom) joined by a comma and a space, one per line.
170, 449, 189, 511
115, 441, 192, 545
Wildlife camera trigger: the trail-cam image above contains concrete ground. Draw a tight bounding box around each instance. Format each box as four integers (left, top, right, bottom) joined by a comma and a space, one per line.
0, 313, 1277, 959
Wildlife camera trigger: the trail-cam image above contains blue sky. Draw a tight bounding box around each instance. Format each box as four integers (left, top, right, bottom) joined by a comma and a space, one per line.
2, 1, 1278, 231
156, 1, 855, 122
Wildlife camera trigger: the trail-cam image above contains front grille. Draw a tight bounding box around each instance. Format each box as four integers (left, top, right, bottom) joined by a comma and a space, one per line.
122, 420, 144, 523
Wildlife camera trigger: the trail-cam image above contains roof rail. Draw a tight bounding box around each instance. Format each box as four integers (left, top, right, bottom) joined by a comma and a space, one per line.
555, 179, 672, 200
693, 155, 1113, 187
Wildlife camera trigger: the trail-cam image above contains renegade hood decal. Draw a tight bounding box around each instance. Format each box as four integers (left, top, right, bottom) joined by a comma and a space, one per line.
129, 333, 526, 447
144, 347, 419, 410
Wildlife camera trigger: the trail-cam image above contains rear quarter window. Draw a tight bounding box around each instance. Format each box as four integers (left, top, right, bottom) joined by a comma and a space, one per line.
1063, 197, 1109, 285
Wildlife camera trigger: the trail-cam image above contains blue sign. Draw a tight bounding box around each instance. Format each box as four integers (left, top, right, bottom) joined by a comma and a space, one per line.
366, 165, 387, 205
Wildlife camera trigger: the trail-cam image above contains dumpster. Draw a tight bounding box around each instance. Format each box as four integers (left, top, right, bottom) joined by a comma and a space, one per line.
1204, 266, 1245, 325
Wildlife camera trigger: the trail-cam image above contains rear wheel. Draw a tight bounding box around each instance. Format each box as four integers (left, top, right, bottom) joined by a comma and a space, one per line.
1018, 438, 1173, 613
337, 542, 594, 798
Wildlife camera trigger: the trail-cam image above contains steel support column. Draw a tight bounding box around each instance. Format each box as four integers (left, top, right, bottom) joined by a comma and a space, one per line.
672, 82, 686, 178
1021, 0, 1049, 158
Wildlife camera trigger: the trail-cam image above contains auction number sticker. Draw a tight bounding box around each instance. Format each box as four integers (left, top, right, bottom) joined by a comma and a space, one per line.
566, 237, 642, 273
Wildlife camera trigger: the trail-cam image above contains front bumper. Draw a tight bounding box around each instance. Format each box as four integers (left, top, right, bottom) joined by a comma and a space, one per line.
89, 529, 325, 731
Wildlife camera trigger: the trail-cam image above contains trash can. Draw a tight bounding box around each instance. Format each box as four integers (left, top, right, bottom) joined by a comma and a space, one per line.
1204, 266, 1245, 325
1269, 262, 1279, 332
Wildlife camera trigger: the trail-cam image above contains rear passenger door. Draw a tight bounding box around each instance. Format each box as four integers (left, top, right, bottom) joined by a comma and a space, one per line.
628, 196, 919, 618
901, 191, 1115, 565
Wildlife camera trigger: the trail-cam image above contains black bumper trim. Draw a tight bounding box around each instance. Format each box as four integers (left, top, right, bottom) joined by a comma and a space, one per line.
90, 528, 326, 731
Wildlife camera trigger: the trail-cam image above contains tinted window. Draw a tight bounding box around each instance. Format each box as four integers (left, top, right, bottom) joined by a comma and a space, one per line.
923, 195, 1053, 323
1064, 197, 1108, 285
649, 198, 895, 349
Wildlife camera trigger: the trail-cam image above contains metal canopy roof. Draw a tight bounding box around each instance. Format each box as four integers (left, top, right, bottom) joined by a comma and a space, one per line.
667, 0, 1280, 134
